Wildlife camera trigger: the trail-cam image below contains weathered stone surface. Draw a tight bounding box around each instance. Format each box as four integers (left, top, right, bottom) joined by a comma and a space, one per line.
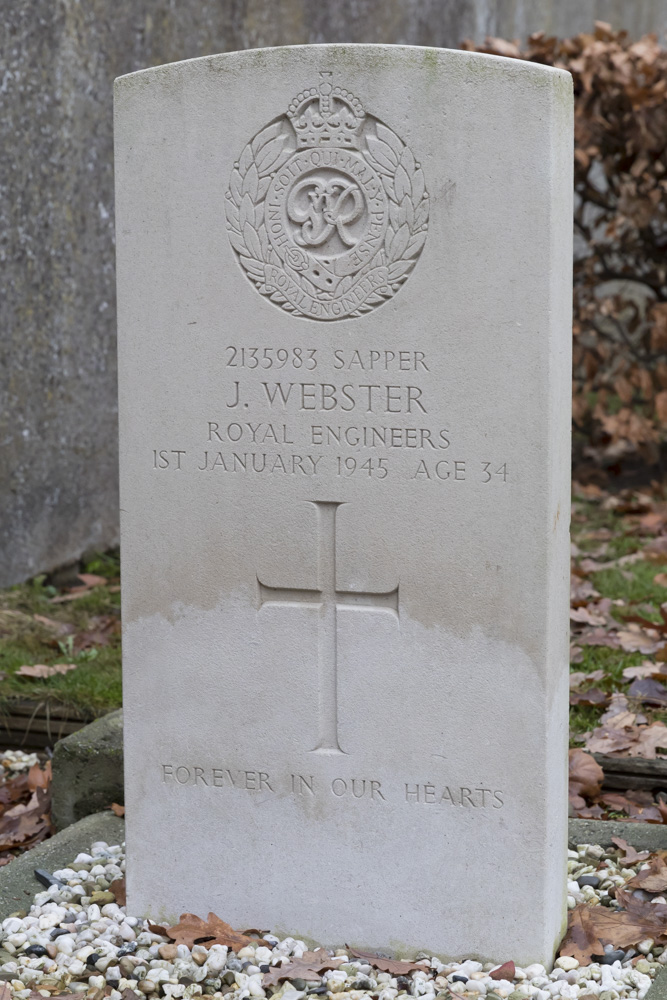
51, 709, 123, 830
0, 811, 124, 921
569, 818, 667, 850
116, 44, 572, 962
645, 966, 667, 1000
2, 0, 666, 587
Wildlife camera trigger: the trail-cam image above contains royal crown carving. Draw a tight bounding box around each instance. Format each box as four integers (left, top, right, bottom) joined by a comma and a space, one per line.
287, 72, 365, 150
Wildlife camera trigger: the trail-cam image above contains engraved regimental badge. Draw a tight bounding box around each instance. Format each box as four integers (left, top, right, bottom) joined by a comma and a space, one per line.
225, 72, 429, 321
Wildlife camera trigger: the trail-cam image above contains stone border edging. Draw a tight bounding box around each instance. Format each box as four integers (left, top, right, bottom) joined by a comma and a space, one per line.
0, 811, 125, 922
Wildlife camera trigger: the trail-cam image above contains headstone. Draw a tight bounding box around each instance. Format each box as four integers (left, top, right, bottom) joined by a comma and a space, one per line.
115, 45, 572, 963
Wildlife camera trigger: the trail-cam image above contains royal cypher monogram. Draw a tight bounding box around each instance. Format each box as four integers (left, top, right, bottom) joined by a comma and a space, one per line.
225, 72, 430, 321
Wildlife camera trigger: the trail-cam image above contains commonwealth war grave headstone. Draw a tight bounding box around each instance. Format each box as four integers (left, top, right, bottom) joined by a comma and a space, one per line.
115, 45, 573, 962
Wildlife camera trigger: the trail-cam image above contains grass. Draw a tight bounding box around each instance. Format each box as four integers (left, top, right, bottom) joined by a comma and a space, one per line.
569, 489, 667, 744
0, 551, 122, 717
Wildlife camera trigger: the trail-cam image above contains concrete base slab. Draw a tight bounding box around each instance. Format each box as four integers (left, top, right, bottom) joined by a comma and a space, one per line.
0, 811, 124, 920
646, 968, 667, 1000
51, 709, 123, 830
568, 819, 667, 851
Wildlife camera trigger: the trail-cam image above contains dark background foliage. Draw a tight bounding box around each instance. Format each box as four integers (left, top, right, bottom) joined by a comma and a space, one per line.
466, 24, 667, 479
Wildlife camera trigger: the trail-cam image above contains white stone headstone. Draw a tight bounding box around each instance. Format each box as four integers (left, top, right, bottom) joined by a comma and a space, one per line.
115, 44, 572, 964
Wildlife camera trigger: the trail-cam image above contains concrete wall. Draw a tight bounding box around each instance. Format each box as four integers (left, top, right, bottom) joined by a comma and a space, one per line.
2, 0, 667, 587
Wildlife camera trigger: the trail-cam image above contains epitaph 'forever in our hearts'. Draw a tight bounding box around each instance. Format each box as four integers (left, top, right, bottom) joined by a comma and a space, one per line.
115, 44, 573, 963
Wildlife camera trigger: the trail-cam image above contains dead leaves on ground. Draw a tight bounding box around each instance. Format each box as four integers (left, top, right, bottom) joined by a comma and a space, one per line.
0, 565, 121, 678
467, 27, 667, 467
569, 748, 667, 822
611, 837, 650, 864
569, 749, 604, 808
263, 950, 345, 987
49, 573, 109, 604
560, 842, 667, 965
16, 663, 77, 678
579, 693, 667, 760
625, 854, 667, 892
109, 877, 126, 906
0, 760, 52, 861
569, 487, 667, 781
560, 899, 660, 966
346, 949, 424, 976
148, 913, 268, 952
1, 586, 121, 682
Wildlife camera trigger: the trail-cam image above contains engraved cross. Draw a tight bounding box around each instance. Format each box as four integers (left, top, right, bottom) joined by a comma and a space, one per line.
257, 501, 399, 755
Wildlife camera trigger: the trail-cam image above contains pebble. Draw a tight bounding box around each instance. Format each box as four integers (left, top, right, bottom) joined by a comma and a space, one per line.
599, 952, 626, 966
90, 891, 116, 905
0, 840, 660, 1000
576, 876, 600, 889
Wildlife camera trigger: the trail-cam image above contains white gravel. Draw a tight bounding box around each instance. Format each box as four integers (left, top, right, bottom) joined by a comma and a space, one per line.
0, 841, 661, 1000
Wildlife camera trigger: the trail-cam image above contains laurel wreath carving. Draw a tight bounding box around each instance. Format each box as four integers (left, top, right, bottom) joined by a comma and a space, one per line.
225, 119, 429, 318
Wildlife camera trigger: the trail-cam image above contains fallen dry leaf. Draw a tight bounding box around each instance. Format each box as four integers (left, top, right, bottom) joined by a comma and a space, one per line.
571, 607, 608, 626
74, 615, 121, 652
27, 761, 51, 791
655, 573, 667, 587
16, 663, 77, 678
569, 668, 608, 688
32, 614, 74, 635
110, 878, 126, 906
617, 629, 665, 655
644, 538, 667, 563
579, 552, 644, 574
559, 905, 603, 965
600, 791, 664, 823
623, 662, 667, 681
346, 948, 424, 976
570, 688, 610, 708
157, 912, 267, 950
569, 749, 604, 800
616, 887, 667, 924
264, 950, 345, 987
0, 788, 51, 852
49, 573, 108, 604
560, 897, 667, 965
628, 677, 667, 706
626, 855, 667, 891
110, 802, 125, 817
77, 573, 107, 587
571, 577, 601, 604
585, 726, 638, 755
577, 628, 621, 649
600, 691, 629, 725
635, 722, 667, 758
611, 837, 650, 863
